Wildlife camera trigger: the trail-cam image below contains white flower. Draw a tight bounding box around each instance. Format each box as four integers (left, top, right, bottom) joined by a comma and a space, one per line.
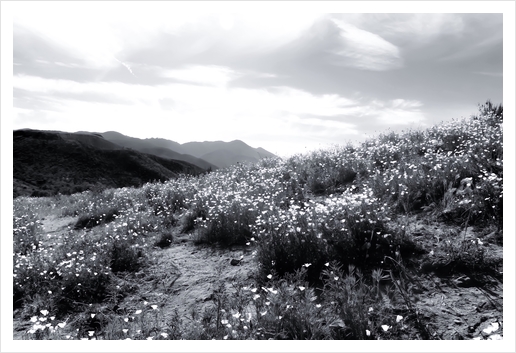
151, 305, 158, 310
366, 329, 371, 336
299, 286, 305, 291
40, 310, 49, 316
160, 332, 168, 338
135, 310, 142, 315
267, 274, 272, 279
396, 315, 403, 323
381, 325, 391, 332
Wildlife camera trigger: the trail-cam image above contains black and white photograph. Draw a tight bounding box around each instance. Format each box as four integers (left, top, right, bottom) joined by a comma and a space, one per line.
1, 1, 514, 351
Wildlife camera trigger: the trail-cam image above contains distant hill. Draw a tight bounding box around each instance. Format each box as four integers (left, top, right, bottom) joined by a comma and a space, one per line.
182, 140, 277, 168
101, 132, 218, 171
199, 149, 258, 169
13, 129, 205, 198
101, 132, 277, 169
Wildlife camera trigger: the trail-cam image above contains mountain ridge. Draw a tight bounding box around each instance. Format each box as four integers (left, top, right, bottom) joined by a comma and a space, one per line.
99, 131, 277, 169
13, 129, 205, 198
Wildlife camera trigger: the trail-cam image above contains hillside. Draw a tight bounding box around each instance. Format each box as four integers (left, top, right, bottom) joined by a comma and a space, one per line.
13, 129, 205, 198
12, 102, 504, 342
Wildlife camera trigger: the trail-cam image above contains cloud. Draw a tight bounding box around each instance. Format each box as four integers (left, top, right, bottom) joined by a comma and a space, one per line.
161, 65, 239, 86
364, 99, 426, 126
331, 19, 403, 71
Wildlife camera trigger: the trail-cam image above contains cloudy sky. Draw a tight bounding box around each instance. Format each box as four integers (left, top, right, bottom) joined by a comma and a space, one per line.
5, 2, 509, 157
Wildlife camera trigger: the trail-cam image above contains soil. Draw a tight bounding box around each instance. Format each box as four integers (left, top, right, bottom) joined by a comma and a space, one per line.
13, 213, 504, 340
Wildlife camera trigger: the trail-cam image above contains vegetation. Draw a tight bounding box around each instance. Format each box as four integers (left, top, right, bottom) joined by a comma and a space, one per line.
12, 102, 503, 340
13, 130, 205, 198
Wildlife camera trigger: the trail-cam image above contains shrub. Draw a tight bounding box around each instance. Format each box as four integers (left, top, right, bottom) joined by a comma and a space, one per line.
154, 232, 174, 248
110, 243, 143, 273
74, 207, 119, 229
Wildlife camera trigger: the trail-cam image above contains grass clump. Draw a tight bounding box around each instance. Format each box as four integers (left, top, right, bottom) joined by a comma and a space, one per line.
74, 207, 119, 229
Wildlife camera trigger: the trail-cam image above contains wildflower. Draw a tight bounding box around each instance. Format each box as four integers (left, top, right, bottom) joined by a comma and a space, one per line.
91, 314, 96, 319
30, 316, 38, 323
40, 310, 49, 316
151, 305, 158, 310
366, 329, 371, 336
381, 325, 391, 332
396, 315, 403, 323
267, 274, 272, 279
135, 310, 142, 315
88, 331, 95, 337
325, 262, 329, 267
260, 311, 267, 316
160, 332, 168, 338
303, 263, 311, 268
57, 322, 66, 328
316, 304, 321, 308
122, 329, 128, 334
299, 286, 305, 291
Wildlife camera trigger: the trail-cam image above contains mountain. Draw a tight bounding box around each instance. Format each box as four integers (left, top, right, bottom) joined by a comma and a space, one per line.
13, 129, 205, 198
101, 132, 218, 171
182, 140, 277, 168
199, 149, 259, 169
101, 132, 277, 169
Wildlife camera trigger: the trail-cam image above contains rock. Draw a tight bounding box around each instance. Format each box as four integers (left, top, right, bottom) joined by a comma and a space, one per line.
230, 258, 241, 266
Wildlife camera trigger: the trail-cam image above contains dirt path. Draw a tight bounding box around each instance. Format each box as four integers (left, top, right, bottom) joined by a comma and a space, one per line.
116, 232, 257, 325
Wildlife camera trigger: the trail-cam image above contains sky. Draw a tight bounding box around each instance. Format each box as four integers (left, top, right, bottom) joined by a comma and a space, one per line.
5, 3, 510, 158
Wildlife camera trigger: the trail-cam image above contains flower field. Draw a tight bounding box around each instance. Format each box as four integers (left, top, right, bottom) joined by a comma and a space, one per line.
12, 102, 504, 340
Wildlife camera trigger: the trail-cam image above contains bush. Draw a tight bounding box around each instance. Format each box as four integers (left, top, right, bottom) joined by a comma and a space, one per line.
154, 232, 174, 248
74, 207, 119, 229
110, 243, 143, 273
